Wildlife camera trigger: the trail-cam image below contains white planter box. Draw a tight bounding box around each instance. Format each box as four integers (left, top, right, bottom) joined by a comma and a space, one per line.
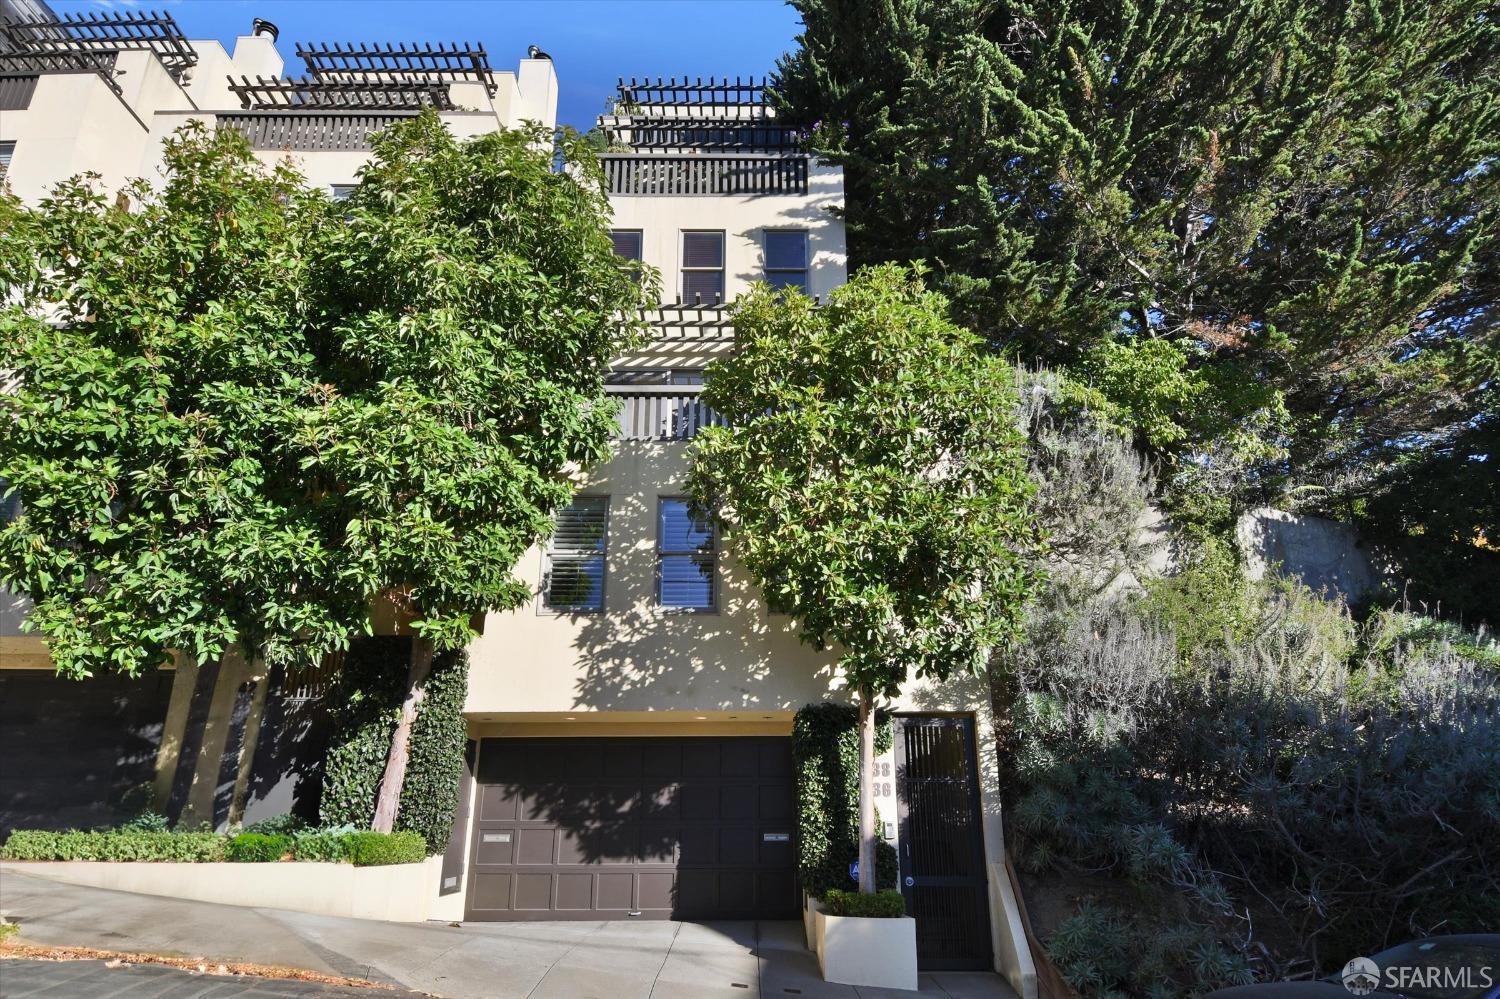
813, 908, 919, 992
0, 857, 443, 923
803, 892, 825, 953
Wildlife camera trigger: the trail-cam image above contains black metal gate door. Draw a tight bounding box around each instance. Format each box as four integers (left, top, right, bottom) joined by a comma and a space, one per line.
896, 716, 993, 970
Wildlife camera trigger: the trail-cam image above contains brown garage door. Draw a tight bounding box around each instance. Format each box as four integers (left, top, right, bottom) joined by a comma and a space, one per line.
465, 736, 797, 920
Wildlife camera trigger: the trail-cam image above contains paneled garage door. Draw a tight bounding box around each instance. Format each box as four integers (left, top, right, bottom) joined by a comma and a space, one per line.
465, 736, 797, 920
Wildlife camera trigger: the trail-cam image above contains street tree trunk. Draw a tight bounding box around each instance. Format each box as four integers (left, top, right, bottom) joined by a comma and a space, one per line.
371, 636, 435, 833
857, 685, 876, 894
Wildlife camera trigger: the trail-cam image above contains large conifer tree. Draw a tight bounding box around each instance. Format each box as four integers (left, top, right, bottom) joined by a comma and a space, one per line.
776, 1, 1497, 505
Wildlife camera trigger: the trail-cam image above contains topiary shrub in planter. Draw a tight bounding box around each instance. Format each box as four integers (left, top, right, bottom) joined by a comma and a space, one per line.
814, 894, 919, 990
226, 833, 293, 862
823, 888, 907, 918
792, 703, 899, 898
319, 639, 468, 856
344, 830, 426, 867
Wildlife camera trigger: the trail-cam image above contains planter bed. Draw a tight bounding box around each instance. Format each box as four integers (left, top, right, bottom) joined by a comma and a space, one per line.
0, 857, 444, 922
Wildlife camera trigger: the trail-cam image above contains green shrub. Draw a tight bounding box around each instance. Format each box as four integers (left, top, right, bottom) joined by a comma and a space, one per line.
0, 830, 59, 860
1009, 578, 1500, 989
344, 830, 426, 866
791, 703, 899, 897
119, 810, 170, 833
320, 638, 468, 856
242, 813, 307, 836
226, 833, 293, 862
822, 888, 907, 918
291, 826, 356, 863
1, 829, 227, 862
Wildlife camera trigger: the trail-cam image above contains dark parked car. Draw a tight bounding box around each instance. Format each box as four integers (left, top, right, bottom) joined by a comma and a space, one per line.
1208, 936, 1500, 999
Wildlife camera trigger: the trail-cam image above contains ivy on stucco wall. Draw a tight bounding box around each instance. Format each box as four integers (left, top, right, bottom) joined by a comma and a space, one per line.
319, 637, 468, 856
792, 702, 899, 897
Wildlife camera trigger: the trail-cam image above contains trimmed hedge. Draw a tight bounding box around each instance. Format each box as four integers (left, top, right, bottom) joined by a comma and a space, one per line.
792, 703, 899, 898
0, 824, 423, 866
823, 888, 907, 918
319, 638, 468, 856
226, 833, 293, 862
0, 829, 227, 863
345, 830, 426, 866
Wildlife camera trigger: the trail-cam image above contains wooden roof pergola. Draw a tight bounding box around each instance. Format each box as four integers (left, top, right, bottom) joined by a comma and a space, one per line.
227, 75, 457, 111
599, 115, 804, 153
0, 9, 197, 82
616, 76, 772, 112
296, 41, 498, 97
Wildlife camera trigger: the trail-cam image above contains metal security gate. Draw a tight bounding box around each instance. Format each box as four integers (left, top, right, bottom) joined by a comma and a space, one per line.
896, 716, 993, 970
465, 736, 797, 920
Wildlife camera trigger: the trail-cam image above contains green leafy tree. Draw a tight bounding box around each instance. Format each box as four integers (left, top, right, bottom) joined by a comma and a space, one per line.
689, 265, 1042, 892
298, 114, 652, 830
0, 113, 652, 830
0, 125, 339, 679
775, 0, 1496, 496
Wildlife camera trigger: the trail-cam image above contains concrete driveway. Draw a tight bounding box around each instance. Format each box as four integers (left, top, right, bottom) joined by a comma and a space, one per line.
0, 869, 1016, 999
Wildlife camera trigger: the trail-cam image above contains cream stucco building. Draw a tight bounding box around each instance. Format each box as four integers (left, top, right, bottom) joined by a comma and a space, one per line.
1, 7, 1032, 992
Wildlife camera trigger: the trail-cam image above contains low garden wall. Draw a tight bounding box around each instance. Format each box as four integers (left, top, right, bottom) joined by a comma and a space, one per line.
1, 856, 445, 922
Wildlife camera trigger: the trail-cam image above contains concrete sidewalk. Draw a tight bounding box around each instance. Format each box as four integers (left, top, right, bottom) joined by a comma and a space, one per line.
0, 869, 1017, 999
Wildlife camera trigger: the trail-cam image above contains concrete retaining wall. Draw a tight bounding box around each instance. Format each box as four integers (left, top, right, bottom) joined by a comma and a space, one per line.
0, 856, 444, 923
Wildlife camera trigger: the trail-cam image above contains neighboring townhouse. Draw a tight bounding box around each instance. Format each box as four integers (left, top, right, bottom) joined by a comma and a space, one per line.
1, 7, 1019, 982
0, 3, 561, 837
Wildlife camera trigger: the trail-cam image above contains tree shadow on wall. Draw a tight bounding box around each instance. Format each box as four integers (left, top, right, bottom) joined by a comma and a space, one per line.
566, 446, 837, 716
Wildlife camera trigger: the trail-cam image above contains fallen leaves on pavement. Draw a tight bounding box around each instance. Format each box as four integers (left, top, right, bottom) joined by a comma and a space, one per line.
0, 935, 409, 992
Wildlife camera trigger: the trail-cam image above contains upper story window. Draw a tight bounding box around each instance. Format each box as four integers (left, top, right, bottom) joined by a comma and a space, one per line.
610, 229, 643, 261
681, 231, 725, 304
0, 141, 15, 182
764, 230, 808, 291
544, 496, 609, 612
330, 184, 356, 201
658, 498, 715, 610
611, 229, 643, 284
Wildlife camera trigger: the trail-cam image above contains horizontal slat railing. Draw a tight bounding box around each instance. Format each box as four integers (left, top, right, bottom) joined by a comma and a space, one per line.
608, 385, 727, 440
601, 154, 808, 196
216, 112, 416, 150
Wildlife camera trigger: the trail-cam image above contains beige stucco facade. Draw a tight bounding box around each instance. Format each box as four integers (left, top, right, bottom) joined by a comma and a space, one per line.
466, 442, 846, 721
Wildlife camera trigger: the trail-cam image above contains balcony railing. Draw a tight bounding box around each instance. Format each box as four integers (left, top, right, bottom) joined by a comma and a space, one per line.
609, 385, 726, 440
217, 112, 416, 151
601, 154, 808, 197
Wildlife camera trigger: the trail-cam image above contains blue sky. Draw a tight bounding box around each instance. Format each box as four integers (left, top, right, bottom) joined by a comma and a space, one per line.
54, 1, 804, 131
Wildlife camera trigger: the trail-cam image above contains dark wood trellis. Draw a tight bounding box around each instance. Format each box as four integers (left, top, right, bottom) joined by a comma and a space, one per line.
296, 41, 497, 96
227, 75, 456, 111
0, 9, 197, 82
600, 116, 804, 153
616, 76, 772, 111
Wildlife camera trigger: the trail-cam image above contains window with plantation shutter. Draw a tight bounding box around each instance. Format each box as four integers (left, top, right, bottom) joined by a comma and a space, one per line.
681, 230, 724, 303
657, 498, 715, 610
764, 230, 808, 291
544, 497, 609, 612
0, 141, 14, 181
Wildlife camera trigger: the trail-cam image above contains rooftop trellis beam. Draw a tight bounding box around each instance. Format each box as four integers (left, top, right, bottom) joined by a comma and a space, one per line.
227, 75, 457, 111
616, 76, 772, 109
297, 41, 497, 96
601, 116, 805, 152
0, 9, 196, 81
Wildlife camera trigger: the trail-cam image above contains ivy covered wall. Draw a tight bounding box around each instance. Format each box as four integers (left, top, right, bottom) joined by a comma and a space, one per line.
319, 637, 468, 855
791, 702, 899, 897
